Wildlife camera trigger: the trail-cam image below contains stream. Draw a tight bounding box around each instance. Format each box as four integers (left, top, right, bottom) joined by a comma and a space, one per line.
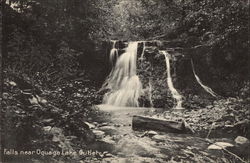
83, 105, 235, 163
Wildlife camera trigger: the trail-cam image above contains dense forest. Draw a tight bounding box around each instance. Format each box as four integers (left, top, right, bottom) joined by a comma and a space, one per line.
1, 0, 249, 162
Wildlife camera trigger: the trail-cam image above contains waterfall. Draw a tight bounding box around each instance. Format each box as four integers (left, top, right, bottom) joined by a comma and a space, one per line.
191, 59, 217, 97
162, 51, 184, 110
101, 42, 142, 107
110, 40, 118, 66
139, 41, 146, 60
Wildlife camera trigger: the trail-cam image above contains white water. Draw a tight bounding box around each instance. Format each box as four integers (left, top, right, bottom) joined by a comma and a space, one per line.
102, 42, 142, 107
162, 51, 184, 110
109, 40, 119, 66
139, 41, 146, 60
191, 59, 217, 97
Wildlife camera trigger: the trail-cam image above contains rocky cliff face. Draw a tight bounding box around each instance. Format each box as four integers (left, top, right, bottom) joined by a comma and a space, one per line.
86, 40, 249, 108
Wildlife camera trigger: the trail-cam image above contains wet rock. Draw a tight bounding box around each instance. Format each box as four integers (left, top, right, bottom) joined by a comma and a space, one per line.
99, 122, 108, 127
99, 126, 116, 131
101, 136, 116, 145
104, 153, 113, 158
84, 122, 95, 129
93, 130, 105, 139
9, 81, 17, 86
28, 96, 39, 105
99, 151, 112, 158
140, 131, 158, 138
207, 142, 234, 150
43, 126, 52, 132
206, 105, 213, 109
93, 122, 98, 126
151, 135, 166, 142
147, 131, 158, 137
40, 99, 48, 104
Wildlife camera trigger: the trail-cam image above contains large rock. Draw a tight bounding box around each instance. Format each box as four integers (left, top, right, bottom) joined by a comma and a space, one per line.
234, 136, 250, 145
99, 126, 117, 135
208, 142, 234, 150
92, 130, 105, 139
151, 135, 166, 142
84, 122, 96, 129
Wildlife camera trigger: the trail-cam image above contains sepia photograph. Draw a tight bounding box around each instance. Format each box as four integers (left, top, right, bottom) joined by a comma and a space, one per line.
1, 0, 249, 162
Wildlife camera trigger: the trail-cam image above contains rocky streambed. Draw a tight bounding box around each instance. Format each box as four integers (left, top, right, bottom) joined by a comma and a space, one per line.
83, 102, 250, 163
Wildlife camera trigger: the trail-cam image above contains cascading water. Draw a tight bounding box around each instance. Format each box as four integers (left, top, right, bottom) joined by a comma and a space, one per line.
191, 59, 217, 97
162, 51, 184, 110
110, 40, 119, 66
101, 42, 142, 107
139, 41, 146, 60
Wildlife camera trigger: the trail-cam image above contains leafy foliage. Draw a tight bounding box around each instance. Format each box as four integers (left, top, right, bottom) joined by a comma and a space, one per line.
3, 0, 102, 77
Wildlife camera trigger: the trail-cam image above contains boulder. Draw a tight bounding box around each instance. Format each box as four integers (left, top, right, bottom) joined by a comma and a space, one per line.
151, 135, 166, 142
234, 136, 250, 145
208, 142, 234, 150
93, 130, 105, 139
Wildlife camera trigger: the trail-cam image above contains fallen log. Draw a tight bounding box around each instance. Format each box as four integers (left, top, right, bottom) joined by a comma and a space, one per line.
132, 115, 186, 133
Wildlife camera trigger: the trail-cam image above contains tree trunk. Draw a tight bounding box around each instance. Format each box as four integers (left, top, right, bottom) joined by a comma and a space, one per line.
132, 115, 186, 133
